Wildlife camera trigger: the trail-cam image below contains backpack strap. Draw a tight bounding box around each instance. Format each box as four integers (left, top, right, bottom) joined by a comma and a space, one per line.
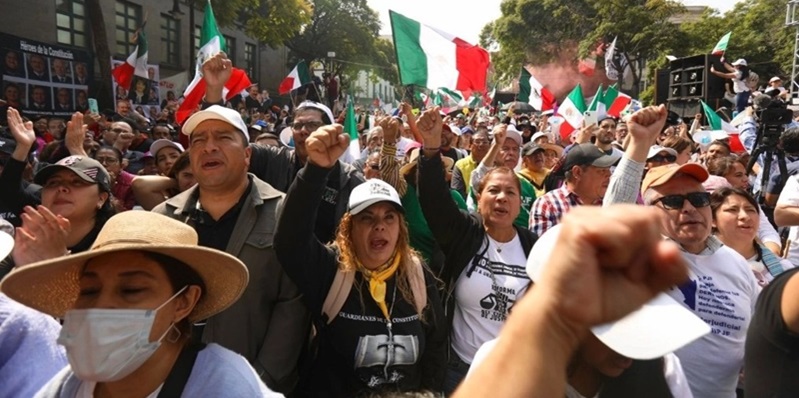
156, 342, 206, 398
407, 256, 428, 315
322, 268, 355, 324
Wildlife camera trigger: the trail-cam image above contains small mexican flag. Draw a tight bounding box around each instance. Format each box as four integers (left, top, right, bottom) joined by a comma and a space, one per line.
518, 67, 555, 113
176, 0, 252, 125
112, 29, 148, 90
602, 84, 632, 118
557, 84, 587, 140
340, 95, 360, 163
701, 100, 744, 152
279, 61, 311, 95
390, 10, 490, 92
587, 84, 605, 114
712, 32, 731, 55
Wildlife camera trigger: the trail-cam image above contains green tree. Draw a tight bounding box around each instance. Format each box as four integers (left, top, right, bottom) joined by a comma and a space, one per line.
191, 0, 312, 48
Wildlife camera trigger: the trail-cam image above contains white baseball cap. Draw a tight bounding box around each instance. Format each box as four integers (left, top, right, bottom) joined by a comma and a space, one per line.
531, 131, 548, 142
646, 145, 678, 160
526, 224, 710, 360
731, 58, 747, 67
769, 76, 782, 83
296, 101, 334, 125
348, 179, 403, 215
0, 219, 13, 261
181, 105, 249, 141
504, 124, 523, 146
150, 139, 185, 158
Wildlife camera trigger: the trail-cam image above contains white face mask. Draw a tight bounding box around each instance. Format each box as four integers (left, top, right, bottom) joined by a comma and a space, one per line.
57, 286, 188, 382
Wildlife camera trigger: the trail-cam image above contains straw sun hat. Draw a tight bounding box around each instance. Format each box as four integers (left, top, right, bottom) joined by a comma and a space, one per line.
0, 211, 249, 322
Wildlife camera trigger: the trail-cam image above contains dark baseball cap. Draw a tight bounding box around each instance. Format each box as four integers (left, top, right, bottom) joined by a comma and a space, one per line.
563, 143, 621, 170
0, 136, 16, 156
522, 142, 545, 157
34, 155, 111, 192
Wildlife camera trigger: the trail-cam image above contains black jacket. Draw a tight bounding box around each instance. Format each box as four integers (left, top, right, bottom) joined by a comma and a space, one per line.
274, 163, 447, 397
416, 154, 537, 322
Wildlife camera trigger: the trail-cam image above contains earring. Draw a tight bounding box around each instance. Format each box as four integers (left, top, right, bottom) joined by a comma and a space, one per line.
166, 323, 182, 344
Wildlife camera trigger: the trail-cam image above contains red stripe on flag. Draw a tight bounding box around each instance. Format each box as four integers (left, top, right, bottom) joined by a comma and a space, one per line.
559, 123, 576, 142
729, 134, 745, 153
278, 77, 296, 95
176, 67, 252, 127
607, 95, 631, 117
453, 38, 490, 92
112, 63, 135, 90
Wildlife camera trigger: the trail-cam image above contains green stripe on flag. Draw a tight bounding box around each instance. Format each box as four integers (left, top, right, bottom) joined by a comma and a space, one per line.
390, 11, 427, 87
344, 96, 358, 140
712, 32, 731, 54
588, 84, 604, 112
602, 84, 619, 110
136, 31, 148, 58
701, 100, 722, 130
518, 67, 532, 103
201, 1, 226, 53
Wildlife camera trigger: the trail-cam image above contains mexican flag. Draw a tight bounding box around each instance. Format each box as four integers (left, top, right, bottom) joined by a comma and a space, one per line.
518, 67, 555, 113
278, 61, 311, 95
587, 84, 605, 114
701, 100, 744, 152
112, 30, 148, 90
557, 85, 587, 140
390, 10, 490, 92
340, 96, 360, 163
176, 0, 252, 125
602, 84, 632, 117
712, 32, 731, 55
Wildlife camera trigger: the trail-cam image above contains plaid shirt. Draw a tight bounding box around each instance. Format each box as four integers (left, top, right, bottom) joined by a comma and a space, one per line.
529, 185, 583, 236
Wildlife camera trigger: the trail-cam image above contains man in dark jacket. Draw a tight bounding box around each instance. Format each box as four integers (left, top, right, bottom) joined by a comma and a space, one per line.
201, 53, 364, 244
152, 74, 309, 392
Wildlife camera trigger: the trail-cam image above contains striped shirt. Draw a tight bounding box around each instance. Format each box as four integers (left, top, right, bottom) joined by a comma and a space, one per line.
529, 185, 583, 236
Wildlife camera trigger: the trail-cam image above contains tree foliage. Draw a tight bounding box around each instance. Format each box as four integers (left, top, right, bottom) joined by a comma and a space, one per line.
191, 0, 312, 48
284, 0, 387, 80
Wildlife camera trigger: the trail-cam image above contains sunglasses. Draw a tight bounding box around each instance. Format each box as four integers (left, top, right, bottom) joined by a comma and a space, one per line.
652, 192, 711, 210
649, 154, 677, 163
367, 164, 379, 170
292, 121, 325, 132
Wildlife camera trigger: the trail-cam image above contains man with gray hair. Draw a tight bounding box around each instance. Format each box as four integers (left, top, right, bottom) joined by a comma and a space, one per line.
605, 105, 759, 398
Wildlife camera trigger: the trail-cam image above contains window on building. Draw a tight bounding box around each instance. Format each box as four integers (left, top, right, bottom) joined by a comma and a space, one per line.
194, 25, 201, 51
223, 35, 236, 63
160, 14, 180, 66
55, 0, 87, 47
244, 43, 256, 78
115, 1, 142, 55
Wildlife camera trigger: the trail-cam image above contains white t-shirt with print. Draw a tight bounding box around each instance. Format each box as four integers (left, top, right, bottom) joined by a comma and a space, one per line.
665, 245, 759, 398
451, 234, 530, 364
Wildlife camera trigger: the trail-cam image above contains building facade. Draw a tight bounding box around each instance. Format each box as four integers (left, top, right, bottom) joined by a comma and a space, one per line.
0, 0, 290, 97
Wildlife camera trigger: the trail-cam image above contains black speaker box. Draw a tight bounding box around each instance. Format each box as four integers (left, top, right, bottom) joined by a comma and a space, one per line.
667, 54, 727, 102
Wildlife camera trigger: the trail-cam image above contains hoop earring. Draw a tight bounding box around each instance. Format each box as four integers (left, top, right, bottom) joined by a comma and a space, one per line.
166, 323, 182, 344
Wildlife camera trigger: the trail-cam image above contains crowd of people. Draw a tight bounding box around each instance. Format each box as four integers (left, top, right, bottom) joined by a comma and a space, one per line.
2, 50, 799, 398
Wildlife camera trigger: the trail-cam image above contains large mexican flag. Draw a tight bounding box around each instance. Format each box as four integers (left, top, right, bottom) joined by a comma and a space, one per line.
390, 10, 490, 92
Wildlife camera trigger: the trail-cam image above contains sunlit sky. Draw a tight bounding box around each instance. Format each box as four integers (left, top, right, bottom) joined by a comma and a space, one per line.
368, 0, 742, 44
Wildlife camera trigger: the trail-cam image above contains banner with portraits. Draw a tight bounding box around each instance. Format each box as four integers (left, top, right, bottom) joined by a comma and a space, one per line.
111, 59, 161, 120
0, 32, 93, 120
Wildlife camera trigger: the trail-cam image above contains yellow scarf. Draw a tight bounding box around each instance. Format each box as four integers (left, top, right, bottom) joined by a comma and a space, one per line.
360, 252, 401, 320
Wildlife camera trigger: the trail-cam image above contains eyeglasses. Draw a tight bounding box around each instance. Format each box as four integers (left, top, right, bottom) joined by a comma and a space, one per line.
652, 192, 711, 210
649, 154, 677, 163
95, 157, 119, 165
291, 121, 324, 132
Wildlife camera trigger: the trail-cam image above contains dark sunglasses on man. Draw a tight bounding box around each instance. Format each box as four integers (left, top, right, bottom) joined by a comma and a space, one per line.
649, 154, 677, 164
652, 192, 711, 210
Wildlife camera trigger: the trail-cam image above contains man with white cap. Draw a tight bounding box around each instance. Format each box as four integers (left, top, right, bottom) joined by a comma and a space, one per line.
646, 144, 678, 170
152, 103, 309, 393
767, 75, 789, 100
198, 52, 364, 244
470, 124, 537, 228
605, 105, 760, 397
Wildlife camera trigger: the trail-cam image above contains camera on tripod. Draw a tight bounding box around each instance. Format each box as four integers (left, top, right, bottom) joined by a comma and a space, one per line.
747, 94, 795, 199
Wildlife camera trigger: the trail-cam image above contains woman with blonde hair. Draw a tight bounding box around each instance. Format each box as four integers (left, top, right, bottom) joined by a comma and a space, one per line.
274, 125, 446, 397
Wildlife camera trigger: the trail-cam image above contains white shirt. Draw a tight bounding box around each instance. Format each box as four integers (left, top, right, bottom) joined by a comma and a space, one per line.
451, 234, 530, 363
666, 244, 759, 398
777, 175, 799, 267
733, 70, 750, 93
